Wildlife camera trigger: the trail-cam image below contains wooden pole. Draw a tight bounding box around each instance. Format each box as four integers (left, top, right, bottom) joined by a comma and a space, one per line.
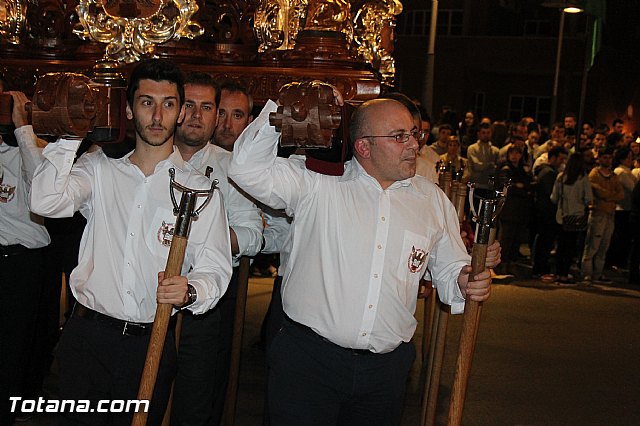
420, 300, 449, 426
222, 256, 251, 426
132, 236, 188, 426
447, 242, 488, 426
160, 312, 184, 426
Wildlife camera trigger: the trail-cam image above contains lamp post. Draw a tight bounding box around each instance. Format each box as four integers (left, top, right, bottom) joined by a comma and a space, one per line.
543, 1, 584, 124
422, 0, 439, 117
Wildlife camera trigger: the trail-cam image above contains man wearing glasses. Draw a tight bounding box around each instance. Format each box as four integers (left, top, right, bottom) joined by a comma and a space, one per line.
229, 97, 499, 424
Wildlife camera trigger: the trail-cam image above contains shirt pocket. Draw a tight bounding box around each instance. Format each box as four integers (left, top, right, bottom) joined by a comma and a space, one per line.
146, 207, 176, 259
395, 230, 431, 304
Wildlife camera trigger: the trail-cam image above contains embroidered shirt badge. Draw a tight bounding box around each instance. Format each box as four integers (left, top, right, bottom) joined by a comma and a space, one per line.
408, 246, 427, 273
157, 220, 175, 247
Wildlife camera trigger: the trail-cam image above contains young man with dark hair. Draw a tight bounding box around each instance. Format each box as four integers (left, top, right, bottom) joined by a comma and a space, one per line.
172, 71, 263, 425
30, 59, 233, 424
467, 122, 499, 187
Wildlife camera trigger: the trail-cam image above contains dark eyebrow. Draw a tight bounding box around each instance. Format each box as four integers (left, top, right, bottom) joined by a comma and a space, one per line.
137, 94, 179, 102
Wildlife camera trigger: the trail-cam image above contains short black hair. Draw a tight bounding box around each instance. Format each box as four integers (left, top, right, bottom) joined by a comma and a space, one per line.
185, 72, 221, 108
478, 122, 491, 131
612, 118, 624, 127
219, 80, 253, 112
614, 146, 631, 166
598, 145, 614, 157
126, 59, 185, 108
548, 146, 568, 160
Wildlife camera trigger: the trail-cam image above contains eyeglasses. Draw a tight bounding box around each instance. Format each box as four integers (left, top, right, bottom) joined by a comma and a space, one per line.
361, 130, 425, 144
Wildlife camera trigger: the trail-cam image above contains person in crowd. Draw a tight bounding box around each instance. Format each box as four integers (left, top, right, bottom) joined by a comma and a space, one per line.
439, 135, 469, 183
171, 72, 263, 425
467, 122, 499, 187
622, 131, 634, 148
605, 147, 637, 272
534, 122, 564, 159
524, 128, 541, 172
550, 153, 593, 284
581, 146, 624, 284
431, 123, 452, 156
532, 146, 568, 280
498, 134, 528, 166
496, 145, 531, 277
459, 110, 477, 157
29, 59, 233, 424
0, 91, 50, 425
610, 118, 624, 136
607, 118, 624, 148
582, 120, 595, 142
228, 96, 500, 425
564, 112, 577, 133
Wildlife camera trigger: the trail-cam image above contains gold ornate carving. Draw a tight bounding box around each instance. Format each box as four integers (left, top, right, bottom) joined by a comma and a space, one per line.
73, 0, 204, 62
304, 0, 350, 33
0, 0, 29, 44
254, 0, 306, 52
353, 0, 402, 86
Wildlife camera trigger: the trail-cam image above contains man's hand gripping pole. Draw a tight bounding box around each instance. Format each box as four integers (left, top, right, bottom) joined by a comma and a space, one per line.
132, 169, 217, 426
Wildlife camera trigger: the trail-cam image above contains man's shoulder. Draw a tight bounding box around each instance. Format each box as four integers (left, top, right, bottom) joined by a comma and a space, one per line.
410, 173, 444, 197
201, 143, 232, 163
467, 141, 480, 150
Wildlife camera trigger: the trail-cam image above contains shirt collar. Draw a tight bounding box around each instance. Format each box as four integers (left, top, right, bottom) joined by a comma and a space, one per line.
119, 146, 188, 174
343, 158, 415, 190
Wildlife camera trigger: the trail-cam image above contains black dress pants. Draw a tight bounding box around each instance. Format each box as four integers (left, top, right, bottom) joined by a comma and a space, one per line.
267, 317, 415, 426
56, 308, 177, 425
0, 247, 45, 426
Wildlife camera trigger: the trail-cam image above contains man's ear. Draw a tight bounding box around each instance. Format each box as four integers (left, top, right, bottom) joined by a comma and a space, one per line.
247, 115, 254, 125
177, 104, 186, 125
354, 138, 372, 159
125, 104, 133, 120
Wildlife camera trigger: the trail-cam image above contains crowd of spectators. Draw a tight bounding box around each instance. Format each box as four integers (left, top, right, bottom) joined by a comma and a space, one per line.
420, 108, 640, 286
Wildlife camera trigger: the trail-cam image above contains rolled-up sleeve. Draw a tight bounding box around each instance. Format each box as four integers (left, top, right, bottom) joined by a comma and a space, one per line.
185, 189, 233, 314
227, 180, 264, 260
428, 194, 470, 314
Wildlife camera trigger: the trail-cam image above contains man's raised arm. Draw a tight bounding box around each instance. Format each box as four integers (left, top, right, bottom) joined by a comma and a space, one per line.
229, 99, 307, 212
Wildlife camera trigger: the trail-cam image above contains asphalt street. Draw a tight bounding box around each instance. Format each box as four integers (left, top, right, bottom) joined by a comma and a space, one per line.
20, 271, 640, 425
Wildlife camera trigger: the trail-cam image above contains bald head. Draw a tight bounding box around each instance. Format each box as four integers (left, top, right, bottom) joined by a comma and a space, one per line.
349, 98, 413, 150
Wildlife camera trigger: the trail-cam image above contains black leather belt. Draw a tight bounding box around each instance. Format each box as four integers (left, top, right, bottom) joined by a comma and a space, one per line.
0, 244, 32, 257
73, 304, 153, 337
284, 316, 374, 356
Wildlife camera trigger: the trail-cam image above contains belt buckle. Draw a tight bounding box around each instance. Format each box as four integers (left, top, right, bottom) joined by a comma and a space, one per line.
122, 322, 130, 335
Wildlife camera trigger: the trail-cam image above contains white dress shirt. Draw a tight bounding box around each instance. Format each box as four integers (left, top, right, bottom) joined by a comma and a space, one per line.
30, 139, 233, 323
229, 101, 470, 354
0, 126, 50, 248
186, 143, 263, 265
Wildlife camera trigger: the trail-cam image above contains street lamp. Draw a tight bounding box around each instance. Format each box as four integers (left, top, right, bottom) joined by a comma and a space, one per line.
542, 1, 584, 124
